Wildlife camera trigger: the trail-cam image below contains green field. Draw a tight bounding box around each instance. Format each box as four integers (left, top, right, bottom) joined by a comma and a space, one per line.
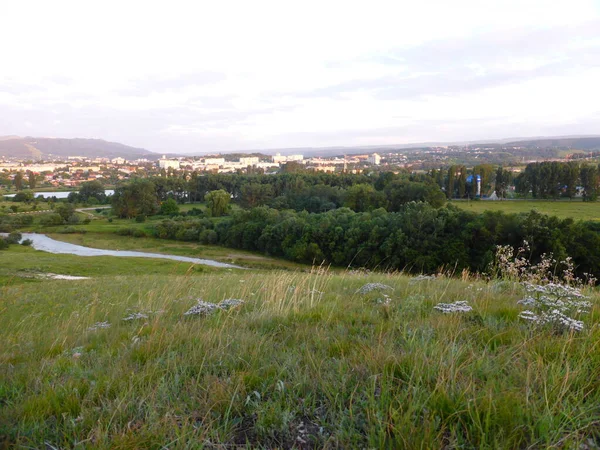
1, 246, 599, 448
453, 199, 600, 221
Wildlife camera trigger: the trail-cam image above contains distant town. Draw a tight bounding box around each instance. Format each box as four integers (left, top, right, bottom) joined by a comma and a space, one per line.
2, 136, 600, 191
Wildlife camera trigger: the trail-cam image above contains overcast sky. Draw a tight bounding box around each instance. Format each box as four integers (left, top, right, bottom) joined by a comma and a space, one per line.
1, 0, 600, 154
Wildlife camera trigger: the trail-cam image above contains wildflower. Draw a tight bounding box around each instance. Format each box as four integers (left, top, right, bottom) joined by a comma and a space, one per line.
434, 301, 472, 313
517, 282, 590, 332
184, 298, 245, 316
356, 283, 393, 294
184, 300, 220, 316
219, 298, 245, 310
88, 321, 111, 331
122, 312, 149, 321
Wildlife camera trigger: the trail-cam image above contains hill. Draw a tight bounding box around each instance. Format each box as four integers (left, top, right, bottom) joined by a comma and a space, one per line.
0, 137, 158, 160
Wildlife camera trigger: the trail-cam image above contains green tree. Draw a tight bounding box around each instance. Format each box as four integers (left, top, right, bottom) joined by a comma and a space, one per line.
54, 203, 75, 222
112, 180, 160, 218
27, 171, 36, 189
160, 198, 180, 215
495, 166, 509, 199
205, 189, 230, 217
14, 172, 23, 191
79, 180, 106, 203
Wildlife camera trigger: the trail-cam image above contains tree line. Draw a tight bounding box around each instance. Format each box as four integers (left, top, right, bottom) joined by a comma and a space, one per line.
514, 161, 600, 200
145, 203, 600, 280
110, 173, 447, 218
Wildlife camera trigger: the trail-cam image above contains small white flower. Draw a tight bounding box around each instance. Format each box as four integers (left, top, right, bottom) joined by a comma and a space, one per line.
434, 301, 473, 313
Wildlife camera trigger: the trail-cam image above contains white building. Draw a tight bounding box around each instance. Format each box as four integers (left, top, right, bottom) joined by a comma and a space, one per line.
203, 157, 225, 165
111, 157, 126, 164
367, 153, 381, 165
158, 156, 181, 170
239, 157, 259, 166
272, 153, 304, 164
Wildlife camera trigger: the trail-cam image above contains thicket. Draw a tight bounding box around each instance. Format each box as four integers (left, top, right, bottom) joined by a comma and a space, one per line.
147, 203, 600, 279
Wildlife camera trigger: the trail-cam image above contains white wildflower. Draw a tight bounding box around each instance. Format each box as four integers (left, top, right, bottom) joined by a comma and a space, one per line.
122, 312, 149, 321
434, 301, 473, 313
356, 283, 394, 294
219, 298, 245, 310
88, 321, 111, 331
184, 300, 220, 316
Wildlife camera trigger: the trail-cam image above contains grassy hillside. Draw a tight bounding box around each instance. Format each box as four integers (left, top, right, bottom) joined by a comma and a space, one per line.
1, 245, 599, 448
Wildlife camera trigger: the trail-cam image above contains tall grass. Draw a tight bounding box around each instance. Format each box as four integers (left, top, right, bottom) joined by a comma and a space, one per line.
1, 269, 599, 448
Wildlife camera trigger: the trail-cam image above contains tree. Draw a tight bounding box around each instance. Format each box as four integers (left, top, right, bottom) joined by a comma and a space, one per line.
457, 166, 467, 198
27, 171, 36, 189
343, 184, 384, 212
446, 166, 456, 199
54, 203, 76, 222
205, 190, 230, 217
14, 172, 23, 191
581, 166, 598, 201
112, 180, 160, 218
495, 166, 509, 199
160, 198, 180, 215
79, 180, 106, 203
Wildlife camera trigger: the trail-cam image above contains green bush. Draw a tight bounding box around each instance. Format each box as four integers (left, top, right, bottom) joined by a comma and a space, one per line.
135, 214, 146, 223
39, 213, 64, 227
21, 239, 33, 246
6, 232, 22, 244
132, 229, 147, 238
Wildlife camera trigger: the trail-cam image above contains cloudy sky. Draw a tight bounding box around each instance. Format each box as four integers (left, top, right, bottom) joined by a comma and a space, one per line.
1, 0, 599, 154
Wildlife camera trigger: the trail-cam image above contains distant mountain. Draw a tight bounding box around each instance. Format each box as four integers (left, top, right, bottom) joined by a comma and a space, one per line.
0, 137, 159, 160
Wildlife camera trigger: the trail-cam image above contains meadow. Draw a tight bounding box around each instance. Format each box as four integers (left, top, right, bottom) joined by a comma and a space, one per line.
1, 241, 600, 448
453, 199, 600, 221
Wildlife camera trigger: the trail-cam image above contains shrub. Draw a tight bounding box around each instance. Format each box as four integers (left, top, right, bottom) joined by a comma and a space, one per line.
67, 214, 80, 225
21, 239, 33, 246
82, 217, 91, 224
0, 239, 8, 250
108, 218, 113, 223
135, 214, 146, 223
116, 227, 136, 236
199, 229, 218, 245
133, 229, 147, 238
6, 232, 22, 244
58, 227, 79, 234
39, 213, 64, 227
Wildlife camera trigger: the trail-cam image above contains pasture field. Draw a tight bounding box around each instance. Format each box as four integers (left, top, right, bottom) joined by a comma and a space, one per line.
1, 240, 600, 448
453, 199, 600, 221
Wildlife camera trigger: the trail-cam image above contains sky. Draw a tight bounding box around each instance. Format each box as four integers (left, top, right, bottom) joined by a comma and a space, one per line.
1, 0, 600, 154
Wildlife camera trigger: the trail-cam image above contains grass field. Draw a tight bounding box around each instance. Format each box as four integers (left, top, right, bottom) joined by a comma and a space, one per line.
1, 247, 599, 448
453, 199, 600, 221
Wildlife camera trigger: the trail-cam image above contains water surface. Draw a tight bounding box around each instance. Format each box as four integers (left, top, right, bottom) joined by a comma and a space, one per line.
4, 189, 114, 199
19, 233, 242, 269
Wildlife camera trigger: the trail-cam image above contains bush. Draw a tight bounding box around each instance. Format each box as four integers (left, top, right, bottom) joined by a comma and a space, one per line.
0, 239, 8, 250
199, 229, 218, 245
108, 218, 113, 223
133, 229, 147, 238
57, 227, 81, 234
6, 232, 22, 244
39, 213, 64, 227
21, 239, 33, 246
116, 227, 136, 236
67, 214, 80, 225
0, 224, 13, 233
135, 214, 146, 223
82, 217, 91, 225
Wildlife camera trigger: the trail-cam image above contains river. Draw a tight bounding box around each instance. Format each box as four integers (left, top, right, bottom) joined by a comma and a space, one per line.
3, 189, 114, 199
18, 233, 243, 269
